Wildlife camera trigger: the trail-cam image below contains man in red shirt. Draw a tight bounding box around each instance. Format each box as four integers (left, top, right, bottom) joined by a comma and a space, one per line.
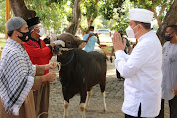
23, 17, 64, 118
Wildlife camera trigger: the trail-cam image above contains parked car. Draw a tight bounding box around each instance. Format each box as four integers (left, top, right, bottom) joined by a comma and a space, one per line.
95, 29, 111, 35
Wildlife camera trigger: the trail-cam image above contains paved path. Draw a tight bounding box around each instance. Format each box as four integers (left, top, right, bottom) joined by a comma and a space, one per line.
48, 56, 170, 118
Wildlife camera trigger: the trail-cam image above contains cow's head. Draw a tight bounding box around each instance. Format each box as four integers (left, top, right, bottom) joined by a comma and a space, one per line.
53, 33, 86, 55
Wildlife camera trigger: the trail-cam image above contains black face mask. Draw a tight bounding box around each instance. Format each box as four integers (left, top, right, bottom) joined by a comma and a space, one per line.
120, 33, 123, 37
18, 31, 30, 42
165, 32, 174, 41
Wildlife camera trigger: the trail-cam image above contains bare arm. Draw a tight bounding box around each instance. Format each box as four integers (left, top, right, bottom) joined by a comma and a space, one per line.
85, 34, 94, 42
127, 46, 131, 54
95, 33, 100, 45
33, 62, 57, 90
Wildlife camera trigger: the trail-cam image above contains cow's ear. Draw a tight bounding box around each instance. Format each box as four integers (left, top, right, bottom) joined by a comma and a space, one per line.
78, 41, 86, 49
75, 36, 86, 49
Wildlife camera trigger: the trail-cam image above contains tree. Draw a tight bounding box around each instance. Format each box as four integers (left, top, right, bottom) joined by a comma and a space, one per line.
0, 0, 6, 34
5, 0, 177, 43
157, 0, 177, 44
84, 0, 98, 28
9, 0, 36, 20
66, 0, 81, 35
130, 0, 174, 27
99, 0, 129, 32
8, 0, 68, 34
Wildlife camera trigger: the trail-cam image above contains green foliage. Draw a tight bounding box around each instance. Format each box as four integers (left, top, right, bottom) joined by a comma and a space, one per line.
82, 0, 98, 20
0, 39, 6, 47
0, 0, 5, 34
25, 0, 67, 33
1, 0, 174, 35
100, 0, 125, 20
110, 0, 129, 32
130, 0, 174, 23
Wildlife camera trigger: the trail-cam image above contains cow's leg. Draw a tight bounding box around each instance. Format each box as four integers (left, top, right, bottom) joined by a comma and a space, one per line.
102, 91, 106, 113
63, 99, 69, 118
85, 88, 93, 108
100, 79, 107, 113
80, 84, 87, 118
62, 87, 71, 118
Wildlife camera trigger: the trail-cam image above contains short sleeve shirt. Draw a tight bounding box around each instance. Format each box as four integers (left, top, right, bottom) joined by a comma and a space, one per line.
83, 33, 97, 52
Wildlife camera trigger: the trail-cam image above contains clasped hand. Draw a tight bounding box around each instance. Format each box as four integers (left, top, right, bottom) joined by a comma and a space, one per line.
45, 62, 57, 70
112, 32, 126, 52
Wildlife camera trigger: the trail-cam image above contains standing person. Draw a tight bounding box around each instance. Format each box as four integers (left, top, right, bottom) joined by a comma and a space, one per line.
112, 8, 162, 118
23, 17, 64, 118
0, 17, 57, 118
156, 25, 177, 118
110, 29, 131, 81
83, 26, 100, 52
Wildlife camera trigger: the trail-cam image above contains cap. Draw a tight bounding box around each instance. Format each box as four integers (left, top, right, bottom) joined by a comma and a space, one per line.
129, 8, 154, 23
26, 17, 40, 28
6, 17, 27, 32
118, 29, 123, 33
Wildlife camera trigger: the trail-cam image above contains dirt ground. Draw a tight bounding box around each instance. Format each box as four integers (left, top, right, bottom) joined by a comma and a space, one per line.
48, 56, 170, 118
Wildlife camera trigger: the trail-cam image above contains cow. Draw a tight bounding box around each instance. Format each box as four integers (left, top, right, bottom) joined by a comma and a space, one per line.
53, 33, 107, 118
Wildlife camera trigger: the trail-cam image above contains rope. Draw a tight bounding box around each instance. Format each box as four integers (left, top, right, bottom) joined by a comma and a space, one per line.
37, 62, 61, 118
61, 51, 74, 66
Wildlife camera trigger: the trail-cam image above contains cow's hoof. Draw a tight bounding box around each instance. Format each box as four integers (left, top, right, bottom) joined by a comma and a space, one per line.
63, 115, 68, 118
103, 109, 106, 113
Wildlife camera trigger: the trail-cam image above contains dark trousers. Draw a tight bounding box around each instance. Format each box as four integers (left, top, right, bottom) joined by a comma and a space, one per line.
116, 69, 121, 78
125, 104, 145, 118
115, 56, 121, 79
156, 95, 177, 118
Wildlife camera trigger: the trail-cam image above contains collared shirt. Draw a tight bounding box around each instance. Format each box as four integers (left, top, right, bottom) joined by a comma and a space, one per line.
162, 41, 177, 100
114, 30, 162, 117
0, 38, 35, 115
83, 33, 97, 52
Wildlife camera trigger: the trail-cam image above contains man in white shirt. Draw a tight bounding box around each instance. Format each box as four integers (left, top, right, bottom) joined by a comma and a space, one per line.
112, 8, 162, 118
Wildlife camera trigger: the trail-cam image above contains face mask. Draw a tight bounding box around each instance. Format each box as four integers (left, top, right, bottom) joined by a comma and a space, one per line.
38, 28, 45, 37
18, 31, 30, 42
126, 25, 139, 38
165, 32, 174, 41
89, 31, 93, 34
120, 33, 123, 37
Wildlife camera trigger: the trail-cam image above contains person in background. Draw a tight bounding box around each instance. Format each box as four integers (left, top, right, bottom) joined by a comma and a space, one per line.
156, 25, 177, 118
23, 17, 64, 118
0, 17, 57, 118
174, 86, 177, 95
83, 26, 100, 52
110, 29, 131, 81
112, 8, 162, 118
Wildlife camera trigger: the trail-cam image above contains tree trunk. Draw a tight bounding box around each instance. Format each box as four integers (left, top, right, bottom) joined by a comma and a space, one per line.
9, 0, 36, 20
87, 17, 95, 30
66, 0, 82, 35
157, 0, 177, 44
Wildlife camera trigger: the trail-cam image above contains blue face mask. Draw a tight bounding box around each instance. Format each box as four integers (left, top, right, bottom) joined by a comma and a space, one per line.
165, 32, 174, 41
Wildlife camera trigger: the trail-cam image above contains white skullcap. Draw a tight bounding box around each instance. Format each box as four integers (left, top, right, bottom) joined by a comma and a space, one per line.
6, 17, 27, 32
129, 8, 154, 23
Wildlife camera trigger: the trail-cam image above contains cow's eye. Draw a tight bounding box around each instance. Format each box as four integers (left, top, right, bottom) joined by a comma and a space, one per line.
67, 41, 71, 45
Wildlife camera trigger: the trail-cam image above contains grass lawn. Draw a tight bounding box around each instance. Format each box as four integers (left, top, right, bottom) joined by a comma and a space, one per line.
0, 39, 6, 47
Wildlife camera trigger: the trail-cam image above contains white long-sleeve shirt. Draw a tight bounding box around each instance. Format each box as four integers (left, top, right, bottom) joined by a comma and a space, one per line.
115, 30, 162, 117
